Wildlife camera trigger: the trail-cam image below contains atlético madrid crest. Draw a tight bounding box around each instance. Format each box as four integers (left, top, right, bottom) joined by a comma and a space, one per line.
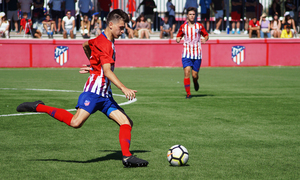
231, 45, 245, 65
54, 46, 69, 66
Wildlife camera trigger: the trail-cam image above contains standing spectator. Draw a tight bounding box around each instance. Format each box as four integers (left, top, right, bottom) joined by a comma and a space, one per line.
125, 13, 135, 39
32, 0, 44, 22
166, 0, 176, 33
90, 13, 101, 37
282, 12, 297, 37
48, 0, 64, 33
137, 0, 156, 29
244, 0, 257, 34
62, 10, 75, 39
248, 16, 260, 38
98, 0, 111, 29
64, 0, 76, 17
0, 14, 10, 38
42, 14, 54, 38
285, 0, 296, 18
19, 12, 42, 38
231, 0, 242, 34
212, 0, 224, 34
136, 14, 150, 39
7, 0, 19, 32
80, 14, 90, 38
259, 13, 270, 38
78, 0, 93, 19
160, 15, 173, 39
200, 0, 212, 33
18, 0, 33, 19
281, 24, 293, 38
271, 0, 283, 17
182, 0, 198, 21
270, 13, 281, 38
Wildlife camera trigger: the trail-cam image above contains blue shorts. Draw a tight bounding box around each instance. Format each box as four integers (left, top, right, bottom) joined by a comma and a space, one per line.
75, 92, 123, 117
182, 58, 202, 72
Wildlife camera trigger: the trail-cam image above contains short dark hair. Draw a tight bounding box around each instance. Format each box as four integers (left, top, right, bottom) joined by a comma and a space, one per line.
186, 7, 197, 14
46, 14, 51, 17
106, 9, 129, 24
23, 12, 28, 16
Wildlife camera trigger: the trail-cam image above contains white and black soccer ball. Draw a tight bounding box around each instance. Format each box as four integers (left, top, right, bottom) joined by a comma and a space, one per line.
167, 145, 189, 166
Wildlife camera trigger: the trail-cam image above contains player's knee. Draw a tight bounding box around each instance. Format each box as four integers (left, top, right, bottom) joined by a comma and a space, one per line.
70, 119, 84, 129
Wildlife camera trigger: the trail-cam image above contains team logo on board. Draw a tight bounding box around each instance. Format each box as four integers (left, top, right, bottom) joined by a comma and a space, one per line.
54, 46, 69, 66
231, 46, 245, 65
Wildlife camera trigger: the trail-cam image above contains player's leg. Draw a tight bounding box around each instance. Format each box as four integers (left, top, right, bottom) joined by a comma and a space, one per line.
183, 66, 191, 98
192, 59, 201, 91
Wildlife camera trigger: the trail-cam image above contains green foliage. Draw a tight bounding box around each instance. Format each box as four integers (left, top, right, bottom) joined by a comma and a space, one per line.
0, 67, 299, 179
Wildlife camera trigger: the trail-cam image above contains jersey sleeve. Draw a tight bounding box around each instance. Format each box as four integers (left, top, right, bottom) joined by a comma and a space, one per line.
176, 24, 184, 38
200, 24, 209, 37
93, 40, 114, 65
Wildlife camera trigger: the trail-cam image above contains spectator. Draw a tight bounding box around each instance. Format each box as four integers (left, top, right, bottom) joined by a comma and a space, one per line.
64, 0, 76, 17
160, 15, 173, 39
244, 0, 257, 34
136, 14, 150, 39
166, 0, 176, 33
0, 14, 10, 38
212, 0, 224, 34
18, 0, 33, 19
297, 6, 300, 33
125, 13, 135, 39
271, 0, 283, 17
281, 24, 293, 38
48, 0, 64, 33
42, 14, 54, 38
282, 12, 297, 36
249, 16, 260, 38
200, 0, 212, 33
78, 0, 93, 19
182, 0, 198, 21
259, 13, 271, 38
285, 0, 296, 18
137, 0, 156, 29
231, 0, 242, 34
98, 0, 111, 29
90, 13, 101, 37
81, 15, 90, 39
62, 10, 75, 39
19, 12, 42, 38
7, 0, 19, 32
270, 13, 281, 38
32, 0, 44, 22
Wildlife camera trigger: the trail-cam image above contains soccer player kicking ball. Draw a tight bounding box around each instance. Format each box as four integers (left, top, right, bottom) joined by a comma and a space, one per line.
16, 9, 148, 168
176, 7, 209, 99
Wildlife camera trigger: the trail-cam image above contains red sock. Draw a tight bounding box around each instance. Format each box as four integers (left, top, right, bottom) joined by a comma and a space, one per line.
184, 78, 191, 95
119, 124, 132, 157
36, 104, 73, 126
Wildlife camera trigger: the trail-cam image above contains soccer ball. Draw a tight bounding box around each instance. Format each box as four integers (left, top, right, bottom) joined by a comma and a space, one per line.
167, 145, 189, 166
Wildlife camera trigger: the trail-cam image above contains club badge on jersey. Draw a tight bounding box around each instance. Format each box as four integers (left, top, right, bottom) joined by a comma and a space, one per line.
232, 45, 245, 65
54, 46, 69, 66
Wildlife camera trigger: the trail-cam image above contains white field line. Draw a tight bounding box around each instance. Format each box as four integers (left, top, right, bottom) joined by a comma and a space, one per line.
0, 88, 137, 117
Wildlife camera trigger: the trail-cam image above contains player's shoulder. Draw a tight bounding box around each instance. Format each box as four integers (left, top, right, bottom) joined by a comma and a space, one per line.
93, 34, 112, 49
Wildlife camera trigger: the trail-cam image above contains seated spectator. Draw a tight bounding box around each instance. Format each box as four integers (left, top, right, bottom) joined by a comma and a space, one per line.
249, 17, 260, 38
19, 12, 42, 38
259, 13, 271, 38
270, 13, 281, 38
90, 13, 101, 37
160, 16, 173, 39
42, 14, 55, 38
81, 15, 90, 39
125, 13, 135, 39
136, 14, 150, 39
0, 15, 10, 38
281, 24, 293, 38
282, 12, 297, 37
62, 10, 75, 39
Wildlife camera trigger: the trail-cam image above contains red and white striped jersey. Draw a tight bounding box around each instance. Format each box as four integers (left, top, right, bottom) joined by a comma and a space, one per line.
83, 32, 116, 97
176, 22, 208, 59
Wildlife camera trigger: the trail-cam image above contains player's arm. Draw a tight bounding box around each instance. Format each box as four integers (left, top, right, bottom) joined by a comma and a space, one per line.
102, 63, 137, 100
82, 41, 91, 59
176, 26, 183, 43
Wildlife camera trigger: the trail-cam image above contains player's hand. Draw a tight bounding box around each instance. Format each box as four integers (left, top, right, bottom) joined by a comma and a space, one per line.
79, 64, 90, 74
201, 38, 207, 44
121, 87, 137, 100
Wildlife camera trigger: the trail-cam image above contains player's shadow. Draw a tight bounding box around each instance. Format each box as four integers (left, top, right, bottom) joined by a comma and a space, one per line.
190, 94, 214, 98
32, 150, 150, 163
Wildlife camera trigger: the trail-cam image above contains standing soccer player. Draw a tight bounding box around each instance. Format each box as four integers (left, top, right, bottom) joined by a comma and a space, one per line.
16, 9, 148, 168
176, 7, 209, 99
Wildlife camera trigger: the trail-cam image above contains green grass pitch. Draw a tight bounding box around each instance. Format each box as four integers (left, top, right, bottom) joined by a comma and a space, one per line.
0, 67, 299, 179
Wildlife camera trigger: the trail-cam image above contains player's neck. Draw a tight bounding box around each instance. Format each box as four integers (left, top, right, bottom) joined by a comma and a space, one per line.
104, 28, 114, 42
188, 21, 195, 26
